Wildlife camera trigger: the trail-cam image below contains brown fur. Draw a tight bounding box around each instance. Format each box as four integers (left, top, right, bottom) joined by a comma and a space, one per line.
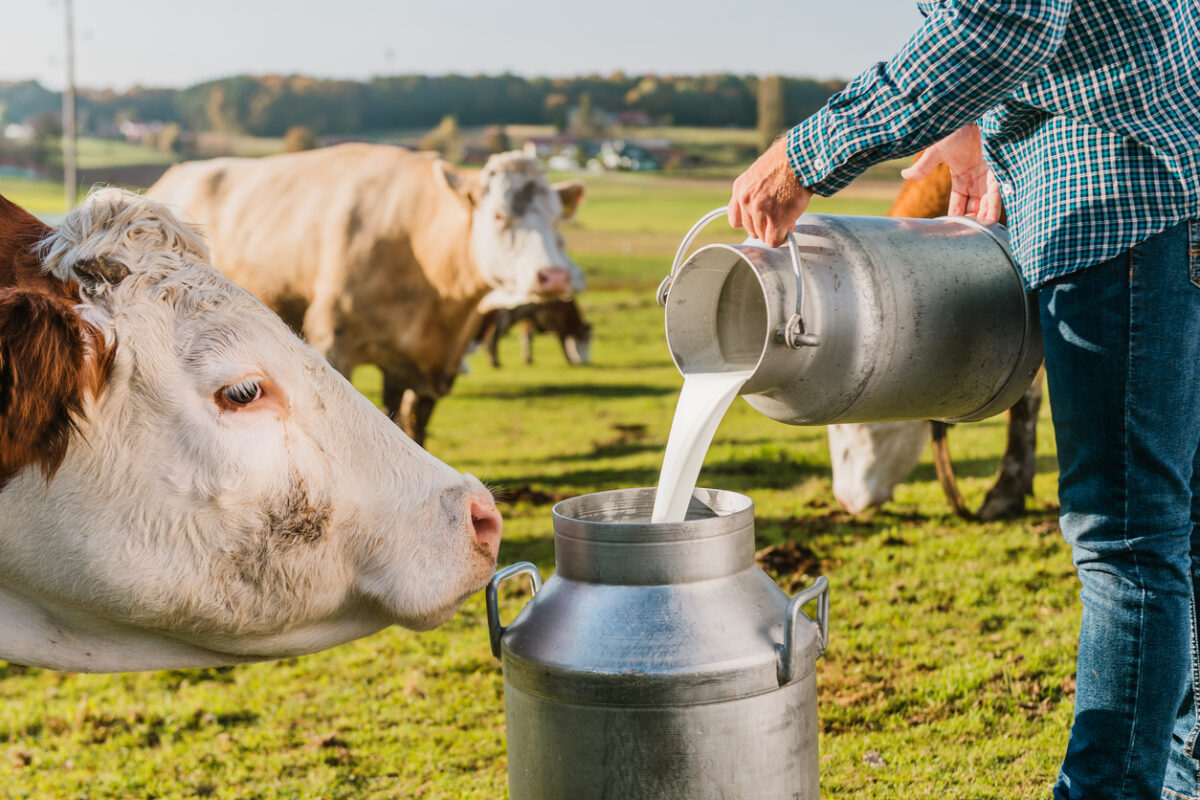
887, 162, 953, 219
0, 195, 112, 489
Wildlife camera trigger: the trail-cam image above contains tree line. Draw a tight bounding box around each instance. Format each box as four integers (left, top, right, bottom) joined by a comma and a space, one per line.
0, 73, 841, 138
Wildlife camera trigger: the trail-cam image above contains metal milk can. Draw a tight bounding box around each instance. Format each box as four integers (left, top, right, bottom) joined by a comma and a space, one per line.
657, 208, 1043, 425
487, 487, 829, 800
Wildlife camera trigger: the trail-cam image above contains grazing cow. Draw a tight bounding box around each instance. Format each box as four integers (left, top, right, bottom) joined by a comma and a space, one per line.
475, 298, 593, 367
148, 144, 586, 445
0, 188, 502, 673
829, 161, 1042, 519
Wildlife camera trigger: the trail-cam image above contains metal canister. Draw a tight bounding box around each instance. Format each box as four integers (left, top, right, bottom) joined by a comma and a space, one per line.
487, 488, 829, 800
657, 208, 1043, 425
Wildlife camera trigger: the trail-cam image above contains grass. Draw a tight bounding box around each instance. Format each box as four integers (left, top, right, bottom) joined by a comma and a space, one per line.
0, 169, 1075, 799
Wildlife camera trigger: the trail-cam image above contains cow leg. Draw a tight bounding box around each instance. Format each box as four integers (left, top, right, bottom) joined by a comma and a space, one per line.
976, 373, 1044, 521
520, 319, 534, 365
380, 372, 427, 446
398, 390, 436, 447
483, 317, 502, 368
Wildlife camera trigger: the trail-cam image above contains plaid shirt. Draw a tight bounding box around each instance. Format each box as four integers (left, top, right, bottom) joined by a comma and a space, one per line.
785, 0, 1200, 289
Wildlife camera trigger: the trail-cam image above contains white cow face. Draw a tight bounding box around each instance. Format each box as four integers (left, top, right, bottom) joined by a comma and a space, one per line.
0, 189, 501, 672
440, 153, 585, 307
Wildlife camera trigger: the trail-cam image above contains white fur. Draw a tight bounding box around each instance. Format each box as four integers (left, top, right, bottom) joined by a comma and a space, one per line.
827, 422, 930, 513
1, 188, 499, 672
467, 153, 585, 309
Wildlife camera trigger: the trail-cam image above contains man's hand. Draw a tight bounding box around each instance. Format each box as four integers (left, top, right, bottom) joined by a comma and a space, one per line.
728, 137, 813, 247
901, 123, 1003, 224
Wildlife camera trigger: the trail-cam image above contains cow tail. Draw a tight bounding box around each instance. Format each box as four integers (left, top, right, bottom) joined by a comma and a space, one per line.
930, 421, 975, 520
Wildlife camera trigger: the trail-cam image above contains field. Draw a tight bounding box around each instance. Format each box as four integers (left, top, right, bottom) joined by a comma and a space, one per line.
0, 168, 1076, 799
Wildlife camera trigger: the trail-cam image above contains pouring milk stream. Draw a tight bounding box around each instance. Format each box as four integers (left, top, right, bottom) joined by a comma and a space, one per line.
650, 369, 753, 522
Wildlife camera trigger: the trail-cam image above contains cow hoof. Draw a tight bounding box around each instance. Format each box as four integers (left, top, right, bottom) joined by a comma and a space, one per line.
976, 493, 1027, 521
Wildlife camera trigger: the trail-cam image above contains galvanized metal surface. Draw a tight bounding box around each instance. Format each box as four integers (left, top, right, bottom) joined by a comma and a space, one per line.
661, 212, 1044, 425
489, 488, 828, 800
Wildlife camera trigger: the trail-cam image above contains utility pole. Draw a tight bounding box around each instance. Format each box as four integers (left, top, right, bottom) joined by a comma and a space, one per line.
62, 0, 77, 211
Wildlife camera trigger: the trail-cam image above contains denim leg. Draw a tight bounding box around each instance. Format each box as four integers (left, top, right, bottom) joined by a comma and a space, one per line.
1162, 337, 1200, 800
1042, 222, 1200, 800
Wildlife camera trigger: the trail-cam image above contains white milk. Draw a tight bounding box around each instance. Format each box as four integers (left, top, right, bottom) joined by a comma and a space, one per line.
651, 369, 754, 523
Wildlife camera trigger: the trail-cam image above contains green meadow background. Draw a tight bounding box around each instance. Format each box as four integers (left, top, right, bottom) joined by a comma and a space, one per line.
0, 148, 1074, 799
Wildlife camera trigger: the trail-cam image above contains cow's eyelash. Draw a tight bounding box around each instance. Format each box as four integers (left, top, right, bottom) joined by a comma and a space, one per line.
219, 378, 263, 407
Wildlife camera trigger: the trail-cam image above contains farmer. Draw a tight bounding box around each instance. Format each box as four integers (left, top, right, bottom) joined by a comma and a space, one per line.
728, 2, 1200, 798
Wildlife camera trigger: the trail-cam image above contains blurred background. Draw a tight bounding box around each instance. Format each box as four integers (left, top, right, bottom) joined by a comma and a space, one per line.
1, 0, 923, 212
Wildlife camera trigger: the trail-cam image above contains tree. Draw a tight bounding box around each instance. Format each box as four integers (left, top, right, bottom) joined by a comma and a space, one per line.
756, 75, 786, 153
544, 93, 568, 132
151, 122, 183, 154
418, 114, 460, 156
283, 125, 318, 152
482, 125, 511, 155
569, 92, 604, 137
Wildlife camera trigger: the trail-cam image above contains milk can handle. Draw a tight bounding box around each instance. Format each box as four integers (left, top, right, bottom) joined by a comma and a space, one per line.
485, 562, 543, 660
656, 206, 817, 349
777, 575, 830, 686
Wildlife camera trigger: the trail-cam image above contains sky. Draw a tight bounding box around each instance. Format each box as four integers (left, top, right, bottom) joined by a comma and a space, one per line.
5, 0, 924, 92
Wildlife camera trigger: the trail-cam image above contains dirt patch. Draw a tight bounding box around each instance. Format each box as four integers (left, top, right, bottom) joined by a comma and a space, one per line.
495, 483, 569, 506
756, 541, 822, 593
590, 423, 650, 457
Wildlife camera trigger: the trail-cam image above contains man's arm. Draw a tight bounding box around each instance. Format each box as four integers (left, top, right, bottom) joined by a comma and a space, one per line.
731, 1, 1071, 243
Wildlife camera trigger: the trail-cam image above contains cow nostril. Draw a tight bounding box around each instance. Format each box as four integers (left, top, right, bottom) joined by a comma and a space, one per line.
536, 266, 572, 294
470, 501, 503, 556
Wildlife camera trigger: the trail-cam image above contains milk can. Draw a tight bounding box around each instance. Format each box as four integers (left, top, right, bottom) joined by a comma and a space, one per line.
487, 488, 829, 800
657, 208, 1043, 425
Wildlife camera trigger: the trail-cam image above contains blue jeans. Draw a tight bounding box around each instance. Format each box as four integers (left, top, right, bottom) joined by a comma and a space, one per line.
1041, 221, 1200, 800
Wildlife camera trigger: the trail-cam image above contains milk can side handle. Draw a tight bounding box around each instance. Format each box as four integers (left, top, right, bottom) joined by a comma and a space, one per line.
485, 562, 543, 661
777, 575, 830, 686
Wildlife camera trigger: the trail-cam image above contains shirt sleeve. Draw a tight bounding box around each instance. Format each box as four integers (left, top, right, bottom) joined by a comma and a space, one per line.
787, 0, 1072, 195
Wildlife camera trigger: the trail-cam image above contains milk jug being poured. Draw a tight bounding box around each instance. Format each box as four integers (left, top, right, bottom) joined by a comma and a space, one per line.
651, 207, 1043, 520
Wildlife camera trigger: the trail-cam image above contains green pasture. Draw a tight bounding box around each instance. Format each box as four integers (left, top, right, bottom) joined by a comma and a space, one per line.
0, 171, 1076, 800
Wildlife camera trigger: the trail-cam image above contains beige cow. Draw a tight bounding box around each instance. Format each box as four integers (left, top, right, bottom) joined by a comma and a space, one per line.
149, 144, 585, 444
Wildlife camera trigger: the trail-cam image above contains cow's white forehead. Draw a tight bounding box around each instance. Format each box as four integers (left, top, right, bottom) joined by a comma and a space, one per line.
40, 187, 211, 288
478, 154, 562, 218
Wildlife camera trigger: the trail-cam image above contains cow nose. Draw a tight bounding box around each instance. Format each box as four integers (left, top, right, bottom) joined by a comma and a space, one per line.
536, 266, 572, 295
470, 499, 503, 557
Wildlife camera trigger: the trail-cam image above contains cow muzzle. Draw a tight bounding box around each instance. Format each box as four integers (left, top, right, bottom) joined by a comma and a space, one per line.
536, 266, 573, 296
471, 498, 503, 558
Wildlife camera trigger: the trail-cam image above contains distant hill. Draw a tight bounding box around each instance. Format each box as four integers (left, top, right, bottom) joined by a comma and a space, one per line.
0, 73, 842, 139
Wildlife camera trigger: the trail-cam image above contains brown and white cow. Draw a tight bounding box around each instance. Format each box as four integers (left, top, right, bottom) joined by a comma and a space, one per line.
0, 188, 501, 673
474, 298, 593, 368
148, 144, 586, 445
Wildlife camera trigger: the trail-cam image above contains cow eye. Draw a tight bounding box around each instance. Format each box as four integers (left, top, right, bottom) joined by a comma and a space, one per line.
220, 378, 262, 406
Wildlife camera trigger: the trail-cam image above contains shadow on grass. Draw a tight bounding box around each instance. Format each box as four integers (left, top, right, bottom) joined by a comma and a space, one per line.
496, 533, 556, 567
908, 453, 1059, 482
461, 382, 677, 401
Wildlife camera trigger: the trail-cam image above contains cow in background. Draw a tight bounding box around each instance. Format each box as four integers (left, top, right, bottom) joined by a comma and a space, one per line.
0, 188, 501, 672
476, 298, 593, 368
829, 161, 1042, 520
149, 145, 586, 445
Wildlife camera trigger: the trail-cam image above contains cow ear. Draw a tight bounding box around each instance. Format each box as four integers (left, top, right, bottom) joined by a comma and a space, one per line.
435, 160, 481, 207
73, 254, 131, 288
0, 289, 92, 489
553, 181, 586, 220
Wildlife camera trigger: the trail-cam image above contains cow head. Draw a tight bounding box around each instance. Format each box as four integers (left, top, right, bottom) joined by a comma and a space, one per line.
0, 188, 502, 672
438, 152, 586, 307
826, 422, 930, 513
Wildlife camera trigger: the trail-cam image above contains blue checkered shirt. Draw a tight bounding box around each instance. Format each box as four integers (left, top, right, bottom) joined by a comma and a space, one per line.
785, 0, 1200, 289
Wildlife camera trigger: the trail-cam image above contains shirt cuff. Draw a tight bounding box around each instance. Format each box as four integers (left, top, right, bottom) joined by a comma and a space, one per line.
785, 116, 867, 197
